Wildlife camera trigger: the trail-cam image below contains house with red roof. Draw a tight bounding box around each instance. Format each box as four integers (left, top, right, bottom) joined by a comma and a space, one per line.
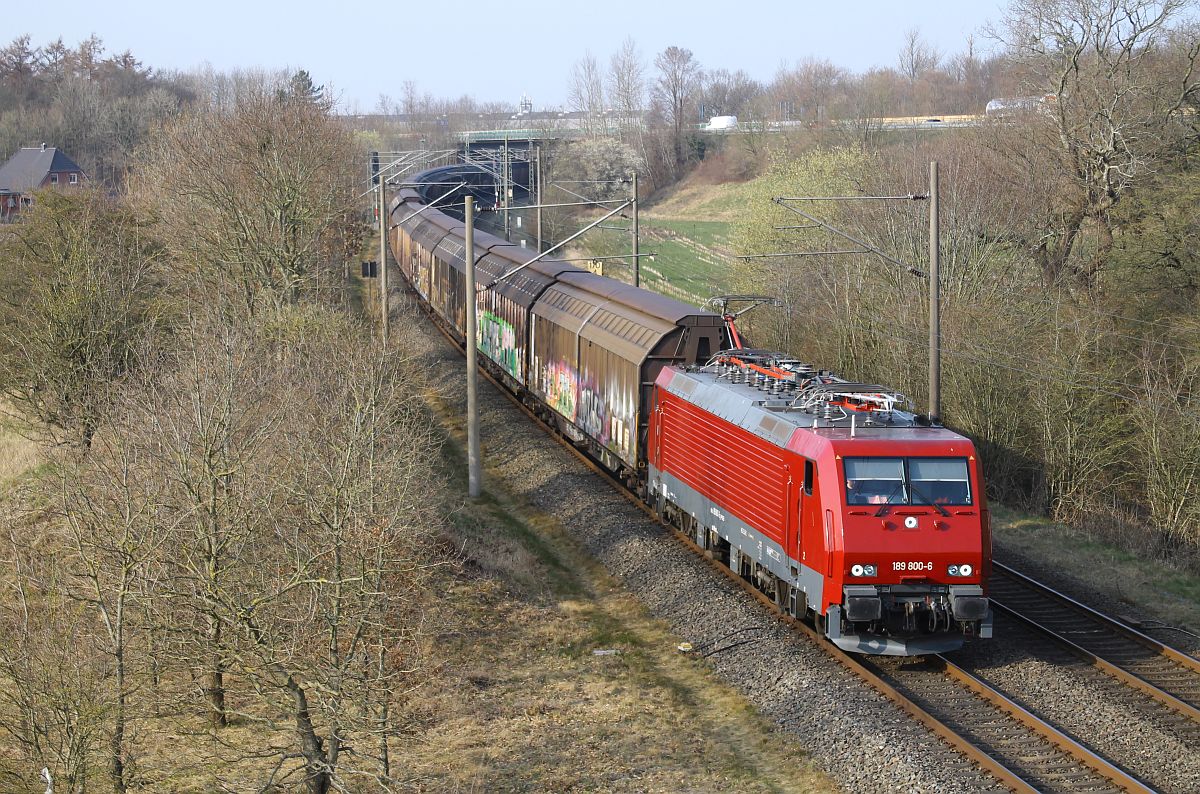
0, 144, 88, 222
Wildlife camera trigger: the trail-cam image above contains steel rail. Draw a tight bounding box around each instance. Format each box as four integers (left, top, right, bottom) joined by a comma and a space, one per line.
989, 605, 1200, 723
993, 562, 1200, 671
936, 655, 1156, 793
397, 278, 1159, 793
990, 562, 1200, 723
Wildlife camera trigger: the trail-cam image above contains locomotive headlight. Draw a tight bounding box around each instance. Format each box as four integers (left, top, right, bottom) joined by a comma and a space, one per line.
863, 564, 877, 576
850, 564, 877, 577
851, 564, 864, 577
948, 563, 973, 577
948, 564, 959, 576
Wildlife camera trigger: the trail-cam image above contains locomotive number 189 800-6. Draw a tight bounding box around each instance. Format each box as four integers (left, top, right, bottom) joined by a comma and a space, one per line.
893, 561, 934, 572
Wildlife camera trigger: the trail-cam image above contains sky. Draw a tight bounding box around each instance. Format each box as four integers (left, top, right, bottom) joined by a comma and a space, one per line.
6, 1, 1007, 112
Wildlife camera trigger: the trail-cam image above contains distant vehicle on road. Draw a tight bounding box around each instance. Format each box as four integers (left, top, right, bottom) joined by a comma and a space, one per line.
985, 95, 1056, 116
705, 115, 739, 132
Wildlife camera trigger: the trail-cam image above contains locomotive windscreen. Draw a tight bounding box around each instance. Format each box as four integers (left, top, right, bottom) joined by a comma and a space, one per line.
844, 457, 972, 506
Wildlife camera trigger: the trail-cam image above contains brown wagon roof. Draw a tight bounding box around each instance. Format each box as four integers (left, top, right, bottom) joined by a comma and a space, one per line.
555, 271, 720, 325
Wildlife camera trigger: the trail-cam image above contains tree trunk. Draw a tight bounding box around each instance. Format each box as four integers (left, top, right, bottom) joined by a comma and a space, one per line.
110, 646, 127, 793
206, 617, 227, 728
1034, 204, 1086, 288
378, 699, 390, 778
288, 676, 330, 794
1080, 213, 1114, 293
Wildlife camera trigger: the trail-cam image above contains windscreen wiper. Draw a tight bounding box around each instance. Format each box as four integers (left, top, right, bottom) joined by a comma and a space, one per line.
908, 483, 949, 516
873, 482, 906, 517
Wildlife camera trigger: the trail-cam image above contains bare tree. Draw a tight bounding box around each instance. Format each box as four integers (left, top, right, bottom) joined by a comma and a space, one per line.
227, 325, 444, 792
55, 431, 169, 792
771, 58, 848, 124
141, 318, 286, 730
108, 310, 447, 791
1135, 350, 1200, 549
898, 27, 942, 81
0, 522, 110, 792
0, 35, 40, 104
653, 46, 702, 173
133, 87, 361, 314
568, 52, 607, 137
0, 189, 163, 447
989, 0, 1200, 290
608, 37, 646, 129
699, 68, 762, 119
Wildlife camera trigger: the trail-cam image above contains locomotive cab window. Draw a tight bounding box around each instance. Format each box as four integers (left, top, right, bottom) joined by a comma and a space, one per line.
803, 460, 814, 496
844, 458, 905, 505
844, 457, 971, 506
908, 458, 971, 505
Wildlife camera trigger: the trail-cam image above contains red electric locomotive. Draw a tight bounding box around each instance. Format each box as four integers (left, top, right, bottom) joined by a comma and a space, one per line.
648, 345, 992, 655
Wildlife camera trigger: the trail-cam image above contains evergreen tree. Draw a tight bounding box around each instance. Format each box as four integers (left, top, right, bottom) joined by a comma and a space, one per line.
282, 69, 324, 106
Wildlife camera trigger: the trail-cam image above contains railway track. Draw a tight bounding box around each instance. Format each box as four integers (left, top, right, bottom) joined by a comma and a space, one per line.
410, 292, 1163, 793
861, 654, 1153, 793
989, 561, 1200, 723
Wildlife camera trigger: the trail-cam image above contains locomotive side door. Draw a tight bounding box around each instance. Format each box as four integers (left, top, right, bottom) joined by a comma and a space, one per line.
797, 458, 814, 557
784, 471, 796, 566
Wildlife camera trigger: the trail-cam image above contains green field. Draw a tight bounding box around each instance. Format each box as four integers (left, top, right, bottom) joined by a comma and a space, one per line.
643, 218, 731, 250
574, 216, 737, 306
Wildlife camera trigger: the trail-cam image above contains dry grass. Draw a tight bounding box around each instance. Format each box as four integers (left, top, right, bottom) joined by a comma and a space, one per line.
0, 413, 42, 489
643, 167, 773, 224
405, 483, 835, 793
421, 401, 833, 792
114, 468, 835, 792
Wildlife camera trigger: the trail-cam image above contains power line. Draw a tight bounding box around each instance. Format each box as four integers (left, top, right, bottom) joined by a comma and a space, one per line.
1026, 295, 1196, 336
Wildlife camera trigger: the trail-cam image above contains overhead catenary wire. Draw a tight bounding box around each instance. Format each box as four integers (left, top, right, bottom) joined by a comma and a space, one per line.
477, 198, 633, 291
820, 291, 1200, 395
1054, 315, 1200, 358
772, 198, 927, 277
770, 184, 1198, 357
1025, 295, 1195, 335
551, 181, 627, 212
756, 219, 1198, 358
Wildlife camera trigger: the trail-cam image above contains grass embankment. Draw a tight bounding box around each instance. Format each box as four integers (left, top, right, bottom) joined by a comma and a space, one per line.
631, 166, 813, 301
571, 171, 760, 303
644, 177, 765, 226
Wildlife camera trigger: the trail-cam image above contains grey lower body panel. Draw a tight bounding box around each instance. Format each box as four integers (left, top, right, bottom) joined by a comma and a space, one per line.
833, 632, 965, 656
651, 465, 982, 656
651, 467, 824, 612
